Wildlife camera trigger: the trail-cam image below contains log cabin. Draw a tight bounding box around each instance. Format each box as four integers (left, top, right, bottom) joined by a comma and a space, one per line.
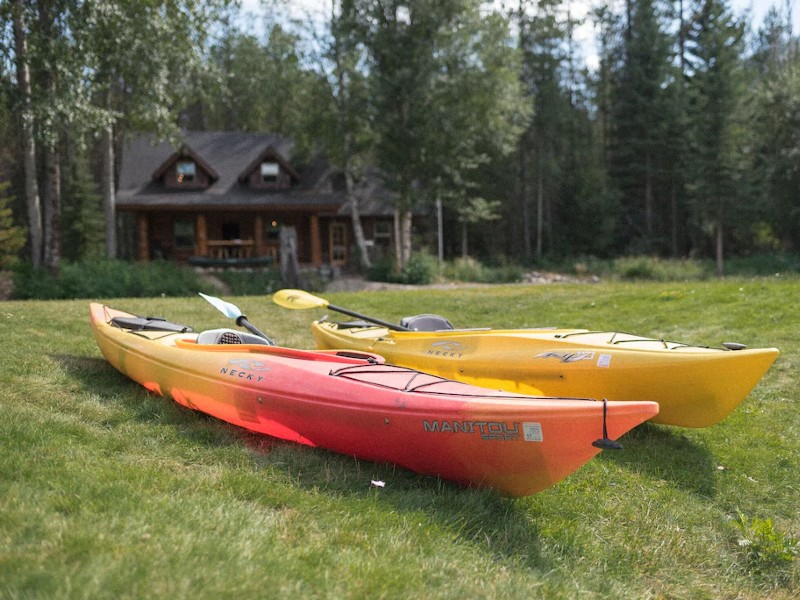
116, 131, 399, 267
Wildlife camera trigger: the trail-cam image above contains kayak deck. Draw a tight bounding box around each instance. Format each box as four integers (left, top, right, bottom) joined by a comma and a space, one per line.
311, 320, 779, 428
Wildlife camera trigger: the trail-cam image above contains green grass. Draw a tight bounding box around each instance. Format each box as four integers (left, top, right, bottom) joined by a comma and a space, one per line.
1, 279, 798, 598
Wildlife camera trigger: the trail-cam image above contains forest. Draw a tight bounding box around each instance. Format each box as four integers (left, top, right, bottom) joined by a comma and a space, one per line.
1, 0, 799, 277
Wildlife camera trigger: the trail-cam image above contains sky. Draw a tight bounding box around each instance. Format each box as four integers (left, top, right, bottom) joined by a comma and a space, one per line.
239, 0, 800, 72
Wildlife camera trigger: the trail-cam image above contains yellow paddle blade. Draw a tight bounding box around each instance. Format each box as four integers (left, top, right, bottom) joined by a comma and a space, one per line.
272, 288, 330, 310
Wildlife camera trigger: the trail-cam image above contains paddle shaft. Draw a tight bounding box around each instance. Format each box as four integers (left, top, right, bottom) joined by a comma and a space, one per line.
236, 316, 273, 341
326, 303, 410, 331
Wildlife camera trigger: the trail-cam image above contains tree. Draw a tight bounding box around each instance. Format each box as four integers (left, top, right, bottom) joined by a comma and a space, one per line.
457, 196, 500, 258
356, 0, 527, 270
322, 0, 374, 269
9, 0, 42, 267
84, 0, 231, 259
607, 0, 675, 254
746, 7, 800, 251
0, 181, 26, 268
516, 0, 568, 260
61, 149, 104, 261
684, 0, 746, 275
198, 22, 320, 139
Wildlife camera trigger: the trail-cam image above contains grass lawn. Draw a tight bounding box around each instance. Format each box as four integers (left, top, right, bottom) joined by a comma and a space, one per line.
1, 278, 798, 598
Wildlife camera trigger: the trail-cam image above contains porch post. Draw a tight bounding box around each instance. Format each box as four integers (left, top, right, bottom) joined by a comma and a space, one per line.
196, 214, 207, 256
136, 213, 149, 262
310, 214, 322, 266
254, 214, 264, 256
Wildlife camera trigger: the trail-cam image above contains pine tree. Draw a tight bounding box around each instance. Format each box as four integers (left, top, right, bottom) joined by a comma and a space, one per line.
61, 151, 104, 261
747, 8, 800, 251
607, 0, 675, 254
684, 0, 746, 274
0, 181, 26, 269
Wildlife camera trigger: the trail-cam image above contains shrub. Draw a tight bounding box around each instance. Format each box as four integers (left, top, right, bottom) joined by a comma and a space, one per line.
398, 251, 438, 285
0, 182, 26, 269
732, 513, 798, 575
443, 257, 523, 283
367, 252, 438, 285
12, 260, 206, 300
215, 269, 282, 296
367, 255, 396, 283
612, 256, 710, 281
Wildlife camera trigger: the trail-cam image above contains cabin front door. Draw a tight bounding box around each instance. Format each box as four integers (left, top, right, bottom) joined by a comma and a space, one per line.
330, 222, 347, 266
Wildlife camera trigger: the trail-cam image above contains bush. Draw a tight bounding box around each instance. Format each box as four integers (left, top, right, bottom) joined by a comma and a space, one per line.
215, 269, 282, 296
367, 255, 397, 283
612, 256, 710, 281
443, 257, 524, 283
732, 513, 798, 577
398, 251, 438, 285
367, 252, 438, 285
12, 260, 206, 300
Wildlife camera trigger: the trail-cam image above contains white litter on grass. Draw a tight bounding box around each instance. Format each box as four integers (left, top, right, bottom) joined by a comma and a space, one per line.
370, 480, 385, 488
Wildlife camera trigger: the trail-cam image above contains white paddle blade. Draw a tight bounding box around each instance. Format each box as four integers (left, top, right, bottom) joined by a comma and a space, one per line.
199, 292, 242, 319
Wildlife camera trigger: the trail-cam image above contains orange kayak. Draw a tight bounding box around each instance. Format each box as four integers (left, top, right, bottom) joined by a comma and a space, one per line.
90, 303, 659, 497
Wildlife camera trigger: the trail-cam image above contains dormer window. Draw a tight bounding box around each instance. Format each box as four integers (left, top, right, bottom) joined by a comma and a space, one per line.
238, 147, 298, 190
260, 161, 279, 183
176, 160, 196, 184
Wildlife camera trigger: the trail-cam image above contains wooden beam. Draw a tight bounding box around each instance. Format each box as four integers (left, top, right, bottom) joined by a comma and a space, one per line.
196, 213, 207, 256
310, 214, 322, 265
136, 213, 149, 262
254, 214, 264, 256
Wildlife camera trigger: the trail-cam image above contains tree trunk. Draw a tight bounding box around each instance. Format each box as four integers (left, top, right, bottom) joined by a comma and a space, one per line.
12, 0, 42, 267
436, 194, 443, 266
279, 226, 301, 288
716, 209, 724, 278
393, 209, 401, 269
331, 1, 370, 270
102, 117, 117, 259
37, 1, 62, 275
519, 138, 531, 260
399, 209, 413, 269
670, 182, 678, 257
536, 152, 544, 261
42, 142, 61, 275
344, 165, 370, 270
645, 151, 654, 248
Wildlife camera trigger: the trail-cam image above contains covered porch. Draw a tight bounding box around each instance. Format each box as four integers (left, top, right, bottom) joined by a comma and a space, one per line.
131, 209, 351, 267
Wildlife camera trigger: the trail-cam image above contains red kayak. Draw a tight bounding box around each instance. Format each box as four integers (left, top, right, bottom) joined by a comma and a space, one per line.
90, 303, 659, 496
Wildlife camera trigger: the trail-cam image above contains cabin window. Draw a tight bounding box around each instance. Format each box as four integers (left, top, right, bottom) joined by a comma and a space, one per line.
176, 160, 196, 183
174, 219, 195, 249
260, 162, 279, 183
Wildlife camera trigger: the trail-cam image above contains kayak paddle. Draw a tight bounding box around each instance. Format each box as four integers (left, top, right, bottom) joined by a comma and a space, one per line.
272, 288, 410, 331
199, 292, 275, 343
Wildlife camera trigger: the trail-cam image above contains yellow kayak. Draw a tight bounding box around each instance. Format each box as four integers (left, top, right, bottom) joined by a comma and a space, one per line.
271, 289, 778, 428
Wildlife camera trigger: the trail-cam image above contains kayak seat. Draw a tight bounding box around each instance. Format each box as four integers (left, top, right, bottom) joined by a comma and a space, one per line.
196, 328, 272, 345
400, 314, 454, 332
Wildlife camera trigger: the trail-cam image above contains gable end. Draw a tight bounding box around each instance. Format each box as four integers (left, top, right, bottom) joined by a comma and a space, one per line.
151, 145, 219, 190
238, 146, 300, 191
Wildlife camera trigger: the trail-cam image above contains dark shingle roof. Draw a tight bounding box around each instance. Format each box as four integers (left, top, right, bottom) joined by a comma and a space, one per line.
117, 131, 350, 211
